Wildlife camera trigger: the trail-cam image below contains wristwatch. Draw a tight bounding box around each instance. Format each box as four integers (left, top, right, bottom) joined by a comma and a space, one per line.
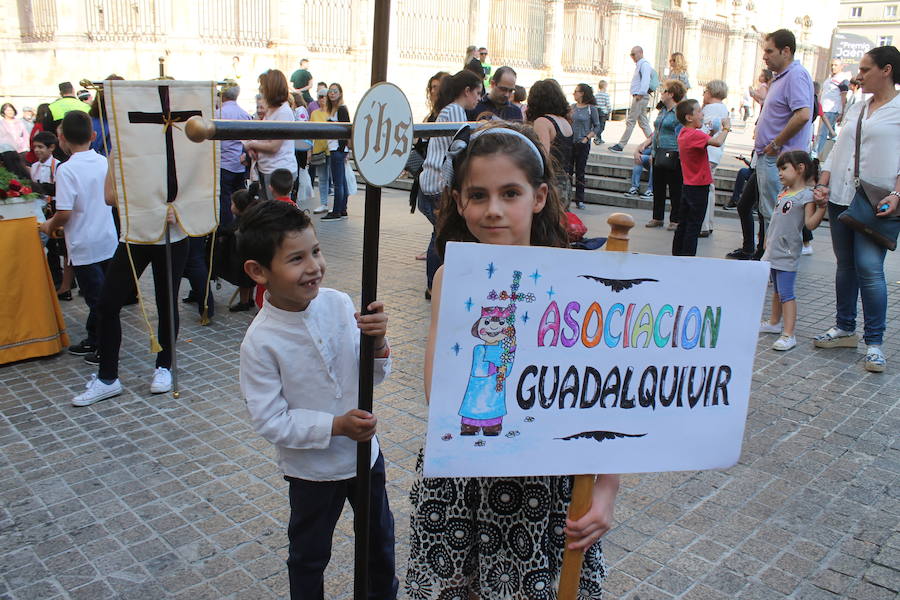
889, 191, 900, 199
769, 141, 783, 152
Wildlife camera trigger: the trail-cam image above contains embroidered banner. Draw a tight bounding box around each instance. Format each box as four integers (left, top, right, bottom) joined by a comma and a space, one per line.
424, 242, 769, 478
104, 80, 218, 243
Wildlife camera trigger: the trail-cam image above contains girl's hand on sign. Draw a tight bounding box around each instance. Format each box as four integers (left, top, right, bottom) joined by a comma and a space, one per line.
166, 204, 176, 225
565, 474, 619, 550
355, 301, 388, 338
332, 409, 377, 441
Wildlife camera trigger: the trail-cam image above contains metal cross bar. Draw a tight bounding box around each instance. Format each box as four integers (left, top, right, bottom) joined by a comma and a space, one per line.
184, 116, 476, 143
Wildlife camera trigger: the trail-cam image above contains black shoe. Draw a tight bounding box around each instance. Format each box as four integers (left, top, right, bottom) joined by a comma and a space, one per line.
83, 351, 100, 365
320, 212, 342, 221
340, 211, 348, 219
69, 340, 96, 356
182, 295, 199, 304
57, 291, 72, 301
722, 201, 738, 211
752, 248, 765, 261
425, 289, 432, 300
698, 230, 712, 238
229, 301, 252, 312
725, 248, 753, 260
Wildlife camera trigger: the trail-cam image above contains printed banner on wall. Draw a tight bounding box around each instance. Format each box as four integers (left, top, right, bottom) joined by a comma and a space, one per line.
424, 242, 769, 478
104, 80, 219, 243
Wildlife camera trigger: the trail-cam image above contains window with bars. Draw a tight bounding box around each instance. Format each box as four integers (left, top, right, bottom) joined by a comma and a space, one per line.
18, 0, 57, 42
561, 0, 612, 74
396, 0, 472, 64
878, 35, 894, 46
304, 0, 353, 53
884, 5, 897, 16
850, 6, 862, 17
488, 0, 546, 70
198, 0, 271, 47
84, 0, 165, 41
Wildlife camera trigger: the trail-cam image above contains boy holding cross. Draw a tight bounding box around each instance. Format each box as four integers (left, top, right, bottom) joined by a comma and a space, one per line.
237, 201, 398, 599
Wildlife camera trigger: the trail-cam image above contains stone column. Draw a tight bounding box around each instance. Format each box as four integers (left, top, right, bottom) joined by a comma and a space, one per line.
682, 17, 702, 87
474, 0, 490, 49
607, 1, 641, 109
544, 0, 565, 75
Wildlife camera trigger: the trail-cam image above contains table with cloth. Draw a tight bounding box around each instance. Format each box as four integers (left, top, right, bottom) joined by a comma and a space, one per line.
0, 201, 69, 364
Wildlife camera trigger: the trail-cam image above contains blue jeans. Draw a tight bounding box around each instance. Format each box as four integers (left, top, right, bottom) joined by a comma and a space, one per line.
814, 111, 839, 156
417, 189, 441, 290
755, 154, 780, 223
329, 151, 348, 214
309, 160, 330, 208
631, 149, 652, 192
828, 200, 888, 345
219, 168, 245, 228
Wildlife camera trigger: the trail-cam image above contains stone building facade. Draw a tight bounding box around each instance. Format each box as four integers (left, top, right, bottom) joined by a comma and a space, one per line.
837, 0, 900, 48
2, 0, 837, 118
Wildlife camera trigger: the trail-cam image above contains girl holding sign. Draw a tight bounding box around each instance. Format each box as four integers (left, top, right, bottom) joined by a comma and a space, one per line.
406, 122, 619, 599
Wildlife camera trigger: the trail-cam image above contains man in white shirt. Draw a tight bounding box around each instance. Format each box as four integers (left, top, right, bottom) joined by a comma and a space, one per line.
814, 59, 850, 158
610, 46, 654, 152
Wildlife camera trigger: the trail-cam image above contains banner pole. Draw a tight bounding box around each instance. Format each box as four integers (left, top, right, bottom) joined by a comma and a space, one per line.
558, 213, 634, 599
354, 1, 391, 600
163, 222, 179, 399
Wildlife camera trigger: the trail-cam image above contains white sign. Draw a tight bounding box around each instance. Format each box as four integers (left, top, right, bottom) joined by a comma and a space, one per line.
351, 82, 414, 187
424, 243, 770, 478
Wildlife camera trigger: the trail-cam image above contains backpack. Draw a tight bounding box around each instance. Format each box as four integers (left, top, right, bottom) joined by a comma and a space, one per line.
647, 66, 660, 94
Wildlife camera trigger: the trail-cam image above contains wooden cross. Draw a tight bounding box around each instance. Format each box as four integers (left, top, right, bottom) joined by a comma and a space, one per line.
127, 85, 202, 203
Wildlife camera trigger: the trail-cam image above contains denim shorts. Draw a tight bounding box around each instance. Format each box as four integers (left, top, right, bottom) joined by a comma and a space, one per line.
770, 268, 797, 302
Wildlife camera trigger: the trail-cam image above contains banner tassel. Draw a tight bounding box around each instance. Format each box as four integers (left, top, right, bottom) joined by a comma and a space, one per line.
199, 226, 217, 326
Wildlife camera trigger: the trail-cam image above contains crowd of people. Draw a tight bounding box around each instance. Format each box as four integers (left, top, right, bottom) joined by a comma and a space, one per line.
2, 32, 898, 600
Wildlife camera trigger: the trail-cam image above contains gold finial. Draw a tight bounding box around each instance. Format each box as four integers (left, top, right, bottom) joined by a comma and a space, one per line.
185, 116, 215, 142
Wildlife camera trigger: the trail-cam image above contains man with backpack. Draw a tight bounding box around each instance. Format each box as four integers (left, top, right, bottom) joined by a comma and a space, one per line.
610, 46, 656, 152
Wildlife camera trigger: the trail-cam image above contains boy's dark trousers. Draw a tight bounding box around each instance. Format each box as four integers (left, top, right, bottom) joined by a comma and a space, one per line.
72, 259, 110, 346
672, 184, 709, 256
285, 453, 398, 600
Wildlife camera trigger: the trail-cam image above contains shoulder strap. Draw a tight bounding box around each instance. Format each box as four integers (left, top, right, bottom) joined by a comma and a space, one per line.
541, 115, 564, 137
854, 102, 865, 180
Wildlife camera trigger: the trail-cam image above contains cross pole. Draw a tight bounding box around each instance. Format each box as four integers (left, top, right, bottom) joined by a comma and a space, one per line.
185, 66, 476, 600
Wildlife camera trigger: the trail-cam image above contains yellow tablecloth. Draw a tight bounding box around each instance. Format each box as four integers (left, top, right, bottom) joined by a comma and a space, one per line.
0, 216, 69, 364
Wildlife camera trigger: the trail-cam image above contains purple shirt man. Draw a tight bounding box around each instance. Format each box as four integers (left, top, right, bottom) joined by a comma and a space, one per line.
218, 98, 251, 174
753, 60, 814, 155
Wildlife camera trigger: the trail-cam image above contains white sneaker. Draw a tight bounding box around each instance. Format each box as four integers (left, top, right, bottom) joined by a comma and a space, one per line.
640, 190, 653, 199
312, 206, 328, 214
802, 245, 813, 255
624, 187, 639, 198
150, 367, 172, 394
773, 335, 797, 351
72, 375, 122, 407
759, 320, 783, 334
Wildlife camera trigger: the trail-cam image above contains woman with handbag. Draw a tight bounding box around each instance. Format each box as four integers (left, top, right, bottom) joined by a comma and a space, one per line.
813, 46, 900, 373
245, 70, 297, 202
320, 83, 352, 221
640, 79, 687, 229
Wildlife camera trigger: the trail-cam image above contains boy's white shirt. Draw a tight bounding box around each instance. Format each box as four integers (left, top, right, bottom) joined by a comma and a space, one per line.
239, 288, 391, 481
53, 149, 118, 264
29, 156, 56, 222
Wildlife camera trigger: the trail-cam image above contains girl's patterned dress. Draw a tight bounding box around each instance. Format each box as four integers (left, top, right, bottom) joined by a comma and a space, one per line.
405, 451, 606, 600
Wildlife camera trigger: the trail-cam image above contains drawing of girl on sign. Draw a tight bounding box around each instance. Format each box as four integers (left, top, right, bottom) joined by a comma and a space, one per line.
459, 305, 517, 436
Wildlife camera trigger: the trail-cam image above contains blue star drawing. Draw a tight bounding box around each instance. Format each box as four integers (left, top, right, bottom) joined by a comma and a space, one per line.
451, 343, 461, 356
520, 311, 530, 324
464, 297, 474, 311
485, 262, 496, 279
530, 269, 541, 284
547, 286, 556, 299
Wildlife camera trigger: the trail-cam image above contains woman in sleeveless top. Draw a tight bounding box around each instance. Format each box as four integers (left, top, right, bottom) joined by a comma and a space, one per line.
527, 79, 574, 209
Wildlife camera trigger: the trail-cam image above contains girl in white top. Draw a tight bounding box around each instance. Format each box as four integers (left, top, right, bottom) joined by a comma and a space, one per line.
814, 46, 900, 373
245, 70, 297, 201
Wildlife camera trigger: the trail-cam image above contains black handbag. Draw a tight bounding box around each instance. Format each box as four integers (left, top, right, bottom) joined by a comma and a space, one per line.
836, 105, 900, 251
652, 107, 679, 170
653, 149, 679, 170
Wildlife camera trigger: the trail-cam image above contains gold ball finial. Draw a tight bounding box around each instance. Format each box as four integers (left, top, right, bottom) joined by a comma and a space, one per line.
185, 116, 215, 143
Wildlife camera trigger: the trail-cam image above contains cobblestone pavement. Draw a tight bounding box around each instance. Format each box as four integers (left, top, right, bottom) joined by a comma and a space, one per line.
1, 190, 898, 600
